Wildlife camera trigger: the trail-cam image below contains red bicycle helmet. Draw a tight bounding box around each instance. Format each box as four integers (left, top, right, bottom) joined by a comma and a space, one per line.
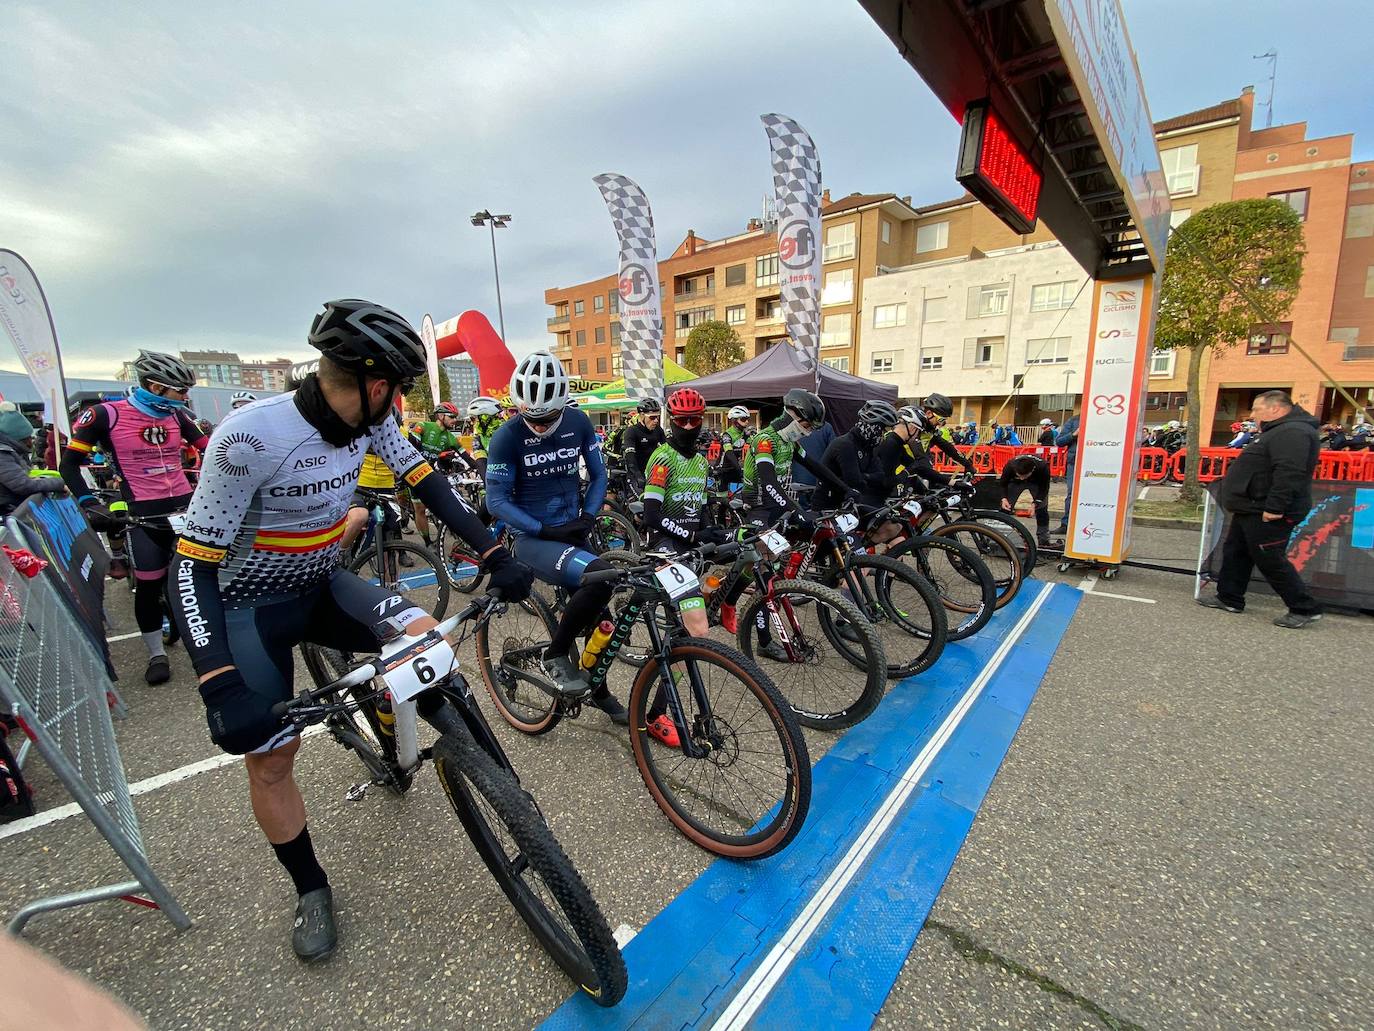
432, 401, 460, 418
667, 388, 706, 418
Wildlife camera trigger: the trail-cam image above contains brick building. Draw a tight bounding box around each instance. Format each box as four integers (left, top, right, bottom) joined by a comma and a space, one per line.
240, 358, 293, 392
180, 350, 243, 387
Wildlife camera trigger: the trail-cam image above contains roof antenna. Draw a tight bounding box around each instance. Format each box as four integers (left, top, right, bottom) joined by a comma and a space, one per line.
1252, 50, 1277, 128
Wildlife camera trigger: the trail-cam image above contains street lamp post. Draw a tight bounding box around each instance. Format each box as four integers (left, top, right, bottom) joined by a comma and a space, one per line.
470, 210, 511, 343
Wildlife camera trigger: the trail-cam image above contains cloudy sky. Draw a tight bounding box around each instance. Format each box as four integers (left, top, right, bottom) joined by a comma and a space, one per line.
2, 0, 1368, 379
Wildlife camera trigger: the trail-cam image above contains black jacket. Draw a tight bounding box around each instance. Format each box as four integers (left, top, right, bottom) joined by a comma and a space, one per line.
0, 433, 65, 517
813, 432, 887, 510
1217, 406, 1320, 518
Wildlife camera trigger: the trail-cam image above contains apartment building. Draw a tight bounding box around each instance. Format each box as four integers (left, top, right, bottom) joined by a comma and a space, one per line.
441, 357, 481, 407
180, 350, 244, 387
240, 358, 293, 392
1327, 160, 1374, 422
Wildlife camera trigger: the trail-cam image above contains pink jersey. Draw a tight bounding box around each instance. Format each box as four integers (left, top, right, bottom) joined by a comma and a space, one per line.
67, 400, 208, 506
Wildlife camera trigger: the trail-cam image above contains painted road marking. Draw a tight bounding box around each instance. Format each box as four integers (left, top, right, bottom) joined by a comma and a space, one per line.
106, 631, 143, 643
710, 584, 1055, 1031
1082, 588, 1157, 604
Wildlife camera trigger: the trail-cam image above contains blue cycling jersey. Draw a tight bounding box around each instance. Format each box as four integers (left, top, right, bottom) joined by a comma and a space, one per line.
484, 408, 607, 536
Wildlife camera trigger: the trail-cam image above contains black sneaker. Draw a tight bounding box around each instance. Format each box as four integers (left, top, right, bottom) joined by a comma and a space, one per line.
539, 654, 588, 697
758, 641, 791, 662
144, 655, 171, 685
1273, 611, 1322, 629
1197, 595, 1242, 614
292, 887, 337, 963
587, 688, 629, 725
398, 550, 415, 568
834, 618, 864, 645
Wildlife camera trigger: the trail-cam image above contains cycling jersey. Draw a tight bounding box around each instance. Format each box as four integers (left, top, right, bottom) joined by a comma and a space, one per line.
622, 423, 664, 486
642, 442, 708, 549
743, 426, 794, 508
410, 420, 460, 459
812, 431, 888, 511
724, 425, 752, 453
171, 390, 492, 674
484, 409, 606, 537
356, 451, 396, 490
60, 399, 208, 510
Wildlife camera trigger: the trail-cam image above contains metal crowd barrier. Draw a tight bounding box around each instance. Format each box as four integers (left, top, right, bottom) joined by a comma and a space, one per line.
0, 527, 189, 933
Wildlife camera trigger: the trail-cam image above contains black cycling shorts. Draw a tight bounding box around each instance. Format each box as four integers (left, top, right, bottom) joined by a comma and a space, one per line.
130, 520, 176, 582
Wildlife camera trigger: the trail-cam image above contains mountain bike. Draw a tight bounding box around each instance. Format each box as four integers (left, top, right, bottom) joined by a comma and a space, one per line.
347, 487, 449, 618
931, 479, 1039, 577
287, 593, 626, 1006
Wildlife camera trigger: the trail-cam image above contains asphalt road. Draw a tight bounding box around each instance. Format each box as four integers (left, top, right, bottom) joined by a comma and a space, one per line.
2, 520, 1369, 1030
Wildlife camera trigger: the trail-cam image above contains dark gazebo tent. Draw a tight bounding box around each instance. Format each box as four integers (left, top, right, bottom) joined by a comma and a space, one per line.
671, 344, 899, 431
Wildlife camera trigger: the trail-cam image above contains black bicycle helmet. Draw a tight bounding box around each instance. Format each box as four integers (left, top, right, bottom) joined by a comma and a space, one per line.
921, 393, 954, 418
307, 299, 427, 383
133, 351, 196, 390
858, 399, 899, 427
636, 397, 662, 415
782, 387, 825, 425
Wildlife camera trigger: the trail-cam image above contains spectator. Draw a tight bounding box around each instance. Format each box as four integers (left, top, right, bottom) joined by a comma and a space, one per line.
791, 418, 836, 510
1037, 418, 1057, 446
1159, 420, 1186, 453
999, 454, 1053, 546
961, 421, 979, 445
1343, 423, 1370, 451
1054, 413, 1080, 535
1201, 390, 1322, 629
0, 408, 66, 517
1227, 421, 1257, 449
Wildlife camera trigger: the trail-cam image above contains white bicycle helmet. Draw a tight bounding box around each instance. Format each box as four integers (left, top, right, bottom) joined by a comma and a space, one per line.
510, 351, 569, 419
466, 396, 501, 418
897, 405, 922, 425
727, 405, 750, 420
1039, 418, 1053, 426
231, 391, 257, 409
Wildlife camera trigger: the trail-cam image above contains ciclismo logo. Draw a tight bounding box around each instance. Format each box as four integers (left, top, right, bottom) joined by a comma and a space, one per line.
778, 217, 816, 270
1079, 523, 1108, 540
618, 263, 654, 306
1102, 288, 1138, 313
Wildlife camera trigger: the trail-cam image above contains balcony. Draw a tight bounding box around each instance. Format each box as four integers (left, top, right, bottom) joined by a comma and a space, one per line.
673, 285, 714, 304
547, 313, 569, 327
1343, 344, 1374, 362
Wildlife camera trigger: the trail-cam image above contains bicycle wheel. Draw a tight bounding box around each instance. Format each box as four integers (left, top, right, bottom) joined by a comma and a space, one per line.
592, 508, 641, 554
970, 509, 1039, 577
348, 539, 451, 618
734, 578, 887, 729
475, 590, 563, 735
299, 643, 412, 795
887, 534, 996, 641
628, 637, 810, 859
931, 522, 1022, 609
434, 524, 485, 594
432, 732, 627, 1006
823, 554, 946, 678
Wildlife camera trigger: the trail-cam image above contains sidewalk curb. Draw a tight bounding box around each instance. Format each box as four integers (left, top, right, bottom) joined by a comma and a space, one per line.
1132, 516, 1202, 530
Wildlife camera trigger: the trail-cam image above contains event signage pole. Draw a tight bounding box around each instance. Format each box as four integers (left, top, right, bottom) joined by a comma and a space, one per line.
761, 114, 823, 387
420, 313, 440, 409
593, 174, 664, 402
1063, 275, 1157, 564
0, 250, 74, 439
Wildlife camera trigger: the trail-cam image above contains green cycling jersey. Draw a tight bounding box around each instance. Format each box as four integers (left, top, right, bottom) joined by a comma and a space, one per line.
642, 441, 708, 548
411, 420, 460, 460
742, 425, 793, 507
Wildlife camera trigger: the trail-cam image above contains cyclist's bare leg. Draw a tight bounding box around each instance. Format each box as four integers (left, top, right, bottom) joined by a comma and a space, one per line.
339, 505, 368, 551
245, 736, 306, 843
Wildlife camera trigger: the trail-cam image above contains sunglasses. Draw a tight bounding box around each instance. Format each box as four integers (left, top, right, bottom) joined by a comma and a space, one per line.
671, 415, 702, 429
523, 412, 560, 429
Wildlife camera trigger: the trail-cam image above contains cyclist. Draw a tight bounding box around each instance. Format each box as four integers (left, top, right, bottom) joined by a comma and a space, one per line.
621, 398, 664, 492
169, 300, 530, 963
638, 388, 731, 745
60, 351, 210, 685
408, 401, 464, 553
465, 396, 504, 477
231, 391, 258, 411
484, 352, 627, 723
717, 404, 753, 489
812, 400, 903, 541
878, 404, 956, 495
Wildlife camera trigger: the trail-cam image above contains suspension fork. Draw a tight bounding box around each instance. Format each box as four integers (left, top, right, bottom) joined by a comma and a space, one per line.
757, 564, 803, 661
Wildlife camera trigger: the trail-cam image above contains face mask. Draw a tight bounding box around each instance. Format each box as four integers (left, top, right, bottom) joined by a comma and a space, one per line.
524, 413, 563, 439
670, 423, 702, 454
292, 374, 371, 447
777, 419, 805, 443
131, 385, 187, 416
854, 421, 884, 448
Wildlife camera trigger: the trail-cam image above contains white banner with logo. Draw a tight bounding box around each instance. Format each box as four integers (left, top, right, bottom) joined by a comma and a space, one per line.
593, 173, 663, 401
421, 312, 440, 408
0, 250, 73, 438
1065, 275, 1156, 562
762, 113, 823, 380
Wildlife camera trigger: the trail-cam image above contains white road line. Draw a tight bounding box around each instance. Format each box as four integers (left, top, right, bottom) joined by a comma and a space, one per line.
106, 631, 143, 643
709, 583, 1056, 1031
1077, 573, 1099, 592
1081, 589, 1156, 604
0, 726, 325, 841
612, 924, 638, 948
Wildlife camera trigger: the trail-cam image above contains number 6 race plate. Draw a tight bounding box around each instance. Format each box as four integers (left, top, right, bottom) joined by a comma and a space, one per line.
379, 632, 455, 703
654, 561, 700, 600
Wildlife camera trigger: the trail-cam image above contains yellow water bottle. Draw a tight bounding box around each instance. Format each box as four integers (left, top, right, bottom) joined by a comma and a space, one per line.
579, 621, 615, 670
375, 691, 396, 737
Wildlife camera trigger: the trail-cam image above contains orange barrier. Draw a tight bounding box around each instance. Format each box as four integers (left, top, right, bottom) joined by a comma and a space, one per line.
1160, 448, 1374, 483
1316, 450, 1369, 481
1136, 447, 1171, 481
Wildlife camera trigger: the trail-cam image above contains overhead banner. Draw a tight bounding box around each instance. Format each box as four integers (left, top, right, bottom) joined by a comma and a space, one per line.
761, 113, 823, 381
420, 313, 440, 408
434, 311, 518, 398
0, 250, 73, 439
1064, 275, 1155, 564
593, 173, 664, 401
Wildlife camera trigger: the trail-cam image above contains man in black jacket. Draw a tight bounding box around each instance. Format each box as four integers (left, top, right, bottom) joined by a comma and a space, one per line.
999, 454, 1053, 546
1202, 391, 1322, 628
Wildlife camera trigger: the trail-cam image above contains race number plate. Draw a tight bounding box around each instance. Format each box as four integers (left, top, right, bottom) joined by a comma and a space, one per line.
836, 513, 859, 534
654, 562, 700, 600
379, 632, 455, 704
759, 530, 791, 557
903, 500, 923, 518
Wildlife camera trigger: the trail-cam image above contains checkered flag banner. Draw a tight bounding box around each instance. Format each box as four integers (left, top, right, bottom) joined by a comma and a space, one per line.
761, 114, 823, 381
594, 173, 664, 400
420, 313, 440, 408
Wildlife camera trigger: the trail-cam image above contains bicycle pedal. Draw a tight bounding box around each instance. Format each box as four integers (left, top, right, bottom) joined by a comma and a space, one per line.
346, 782, 369, 802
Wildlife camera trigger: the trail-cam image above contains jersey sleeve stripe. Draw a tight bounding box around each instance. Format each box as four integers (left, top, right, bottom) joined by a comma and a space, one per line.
403, 461, 433, 487
65, 439, 95, 455
176, 539, 227, 562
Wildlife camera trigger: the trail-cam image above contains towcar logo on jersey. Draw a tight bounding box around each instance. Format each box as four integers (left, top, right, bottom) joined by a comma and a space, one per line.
524, 448, 580, 467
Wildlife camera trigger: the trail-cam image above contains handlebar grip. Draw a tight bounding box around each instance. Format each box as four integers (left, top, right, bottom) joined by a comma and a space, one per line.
270, 700, 294, 720
580, 567, 626, 586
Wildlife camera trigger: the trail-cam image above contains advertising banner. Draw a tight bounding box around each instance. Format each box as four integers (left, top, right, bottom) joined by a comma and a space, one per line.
1065, 275, 1155, 563
761, 114, 823, 380
0, 250, 73, 439
421, 313, 440, 408
593, 174, 664, 401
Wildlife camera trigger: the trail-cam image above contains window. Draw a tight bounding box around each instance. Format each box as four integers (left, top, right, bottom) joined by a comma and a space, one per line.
1162, 144, 1199, 196
873, 303, 907, 329
596, 356, 607, 374
822, 267, 854, 305
823, 222, 855, 262
608, 290, 619, 313
880, 219, 892, 244
1149, 350, 1175, 377
1268, 189, 1310, 221
610, 322, 621, 342
593, 294, 605, 313
1029, 281, 1077, 312
675, 307, 713, 337
574, 299, 585, 317
923, 296, 946, 323
577, 359, 588, 375
920, 348, 943, 371
916, 220, 949, 253
871, 353, 896, 374
1169, 208, 1192, 230
575, 330, 586, 347
821, 313, 852, 349
1247, 323, 1292, 355
1025, 337, 1071, 365
975, 284, 1009, 317
725, 304, 746, 325
822, 356, 850, 372
611, 353, 622, 376
756, 253, 779, 287
594, 326, 605, 344
725, 263, 746, 287
759, 299, 783, 322
1348, 205, 1374, 239
964, 336, 1006, 368
1366, 266, 1374, 298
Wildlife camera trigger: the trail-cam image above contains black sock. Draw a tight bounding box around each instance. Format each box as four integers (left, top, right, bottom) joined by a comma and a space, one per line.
547, 583, 613, 658
271, 825, 329, 897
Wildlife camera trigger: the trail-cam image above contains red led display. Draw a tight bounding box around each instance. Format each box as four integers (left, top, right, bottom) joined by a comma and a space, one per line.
956, 100, 1043, 235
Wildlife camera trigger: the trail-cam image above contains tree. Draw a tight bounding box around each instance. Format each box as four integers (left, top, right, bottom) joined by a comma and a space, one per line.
683, 320, 745, 376
1155, 198, 1305, 504
404, 369, 451, 417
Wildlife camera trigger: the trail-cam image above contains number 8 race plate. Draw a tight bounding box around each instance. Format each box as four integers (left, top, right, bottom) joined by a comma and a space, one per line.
654, 562, 700, 600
